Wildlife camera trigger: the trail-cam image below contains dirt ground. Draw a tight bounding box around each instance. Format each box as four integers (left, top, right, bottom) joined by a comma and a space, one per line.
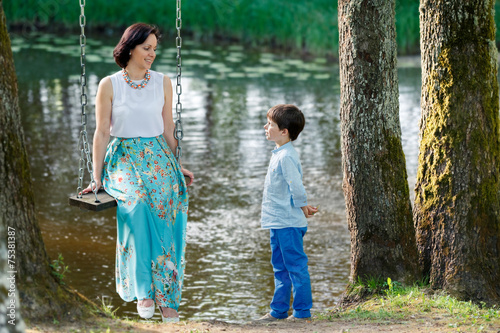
26, 313, 500, 333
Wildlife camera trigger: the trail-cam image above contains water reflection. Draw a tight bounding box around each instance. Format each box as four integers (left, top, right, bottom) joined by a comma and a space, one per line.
11, 32, 421, 323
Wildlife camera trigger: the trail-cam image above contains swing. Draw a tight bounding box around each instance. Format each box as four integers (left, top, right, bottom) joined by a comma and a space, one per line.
69, 0, 185, 211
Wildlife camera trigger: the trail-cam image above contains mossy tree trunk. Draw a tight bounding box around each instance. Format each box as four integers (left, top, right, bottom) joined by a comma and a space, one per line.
0, 1, 96, 323
415, 0, 500, 304
338, 0, 421, 292
0, 3, 27, 330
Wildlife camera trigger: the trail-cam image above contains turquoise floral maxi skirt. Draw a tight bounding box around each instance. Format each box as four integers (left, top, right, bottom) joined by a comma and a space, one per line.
102, 135, 188, 310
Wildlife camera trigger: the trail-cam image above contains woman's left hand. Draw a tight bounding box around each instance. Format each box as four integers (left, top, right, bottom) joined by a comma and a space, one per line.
182, 167, 194, 186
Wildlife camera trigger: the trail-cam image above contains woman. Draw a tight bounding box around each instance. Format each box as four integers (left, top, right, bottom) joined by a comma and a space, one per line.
83, 23, 193, 322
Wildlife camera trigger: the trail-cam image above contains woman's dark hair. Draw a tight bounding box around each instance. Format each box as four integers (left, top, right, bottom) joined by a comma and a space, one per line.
113, 23, 161, 68
267, 104, 305, 141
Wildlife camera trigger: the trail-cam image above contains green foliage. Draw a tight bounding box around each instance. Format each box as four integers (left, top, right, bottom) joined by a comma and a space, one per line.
320, 284, 500, 330
49, 253, 70, 285
395, 0, 420, 54
3, 0, 479, 56
346, 275, 408, 297
99, 296, 119, 319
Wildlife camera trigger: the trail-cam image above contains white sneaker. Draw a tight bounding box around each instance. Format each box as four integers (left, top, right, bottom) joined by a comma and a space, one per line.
137, 301, 155, 319
253, 313, 281, 323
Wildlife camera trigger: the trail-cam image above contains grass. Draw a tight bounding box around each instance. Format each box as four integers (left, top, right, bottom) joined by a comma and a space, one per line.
25, 280, 500, 332
98, 296, 119, 320
2, 0, 453, 57
318, 277, 500, 331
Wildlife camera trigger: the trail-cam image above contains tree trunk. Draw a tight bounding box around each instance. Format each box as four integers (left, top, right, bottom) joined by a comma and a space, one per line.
0, 3, 27, 331
338, 0, 420, 291
0, 1, 96, 323
415, 0, 500, 304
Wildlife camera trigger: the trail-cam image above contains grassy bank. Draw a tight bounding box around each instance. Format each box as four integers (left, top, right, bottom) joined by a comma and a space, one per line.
26, 281, 500, 332
2, 0, 450, 57
327, 278, 500, 331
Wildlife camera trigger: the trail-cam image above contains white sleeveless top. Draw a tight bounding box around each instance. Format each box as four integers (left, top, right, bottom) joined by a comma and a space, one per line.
109, 70, 165, 138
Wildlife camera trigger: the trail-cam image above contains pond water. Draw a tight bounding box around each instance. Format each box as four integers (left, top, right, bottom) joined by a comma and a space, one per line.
10, 32, 421, 323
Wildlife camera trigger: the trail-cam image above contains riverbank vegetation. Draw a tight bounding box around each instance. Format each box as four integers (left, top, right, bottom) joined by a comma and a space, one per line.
26, 282, 500, 332
6, 0, 500, 57
333, 278, 500, 330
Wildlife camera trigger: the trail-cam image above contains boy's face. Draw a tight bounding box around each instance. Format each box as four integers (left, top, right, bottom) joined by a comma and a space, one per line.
264, 117, 286, 144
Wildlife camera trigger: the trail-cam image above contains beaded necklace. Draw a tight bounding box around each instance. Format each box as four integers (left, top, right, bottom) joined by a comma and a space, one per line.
122, 69, 151, 90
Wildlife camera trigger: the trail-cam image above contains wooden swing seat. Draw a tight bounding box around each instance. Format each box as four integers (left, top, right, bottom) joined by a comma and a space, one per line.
68, 189, 117, 212
68, 175, 190, 212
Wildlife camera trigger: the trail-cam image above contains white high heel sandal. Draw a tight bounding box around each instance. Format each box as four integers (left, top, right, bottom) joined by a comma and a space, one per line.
137, 300, 155, 319
157, 304, 180, 323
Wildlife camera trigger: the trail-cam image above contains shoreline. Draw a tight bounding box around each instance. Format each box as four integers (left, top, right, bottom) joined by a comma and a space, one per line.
24, 286, 500, 333
24, 311, 500, 333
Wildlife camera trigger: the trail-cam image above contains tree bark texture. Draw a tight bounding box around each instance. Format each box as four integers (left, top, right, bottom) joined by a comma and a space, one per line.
338, 0, 420, 286
0, 1, 95, 322
0, 2, 29, 329
415, 0, 500, 304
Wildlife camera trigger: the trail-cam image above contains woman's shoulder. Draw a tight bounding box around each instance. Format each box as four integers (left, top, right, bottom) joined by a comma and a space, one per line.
100, 71, 121, 85
150, 70, 172, 88
150, 69, 170, 79
105, 70, 123, 79
98, 75, 113, 88
149, 70, 164, 79
97, 75, 114, 97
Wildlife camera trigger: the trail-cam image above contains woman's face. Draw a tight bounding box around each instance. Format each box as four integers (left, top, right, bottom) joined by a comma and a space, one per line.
129, 33, 157, 70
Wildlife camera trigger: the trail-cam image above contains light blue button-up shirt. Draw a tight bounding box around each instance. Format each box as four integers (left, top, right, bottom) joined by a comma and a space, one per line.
261, 142, 308, 229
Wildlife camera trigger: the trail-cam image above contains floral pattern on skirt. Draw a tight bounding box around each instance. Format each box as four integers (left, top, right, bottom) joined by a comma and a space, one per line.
102, 135, 188, 310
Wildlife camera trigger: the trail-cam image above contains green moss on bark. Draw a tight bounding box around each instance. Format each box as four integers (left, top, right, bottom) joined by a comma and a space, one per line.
415, 0, 500, 304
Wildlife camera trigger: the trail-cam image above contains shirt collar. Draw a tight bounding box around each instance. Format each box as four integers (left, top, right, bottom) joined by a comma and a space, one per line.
272, 141, 292, 154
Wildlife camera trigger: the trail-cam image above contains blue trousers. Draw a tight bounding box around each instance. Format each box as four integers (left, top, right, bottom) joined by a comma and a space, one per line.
269, 227, 312, 319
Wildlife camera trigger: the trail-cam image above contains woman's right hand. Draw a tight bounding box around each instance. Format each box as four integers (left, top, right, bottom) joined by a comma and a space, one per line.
81, 179, 102, 195
181, 167, 194, 186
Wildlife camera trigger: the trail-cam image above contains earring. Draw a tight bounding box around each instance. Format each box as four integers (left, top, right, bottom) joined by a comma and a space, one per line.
129, 52, 131, 55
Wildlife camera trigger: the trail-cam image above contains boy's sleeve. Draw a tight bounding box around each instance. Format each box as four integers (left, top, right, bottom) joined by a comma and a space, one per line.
281, 156, 308, 208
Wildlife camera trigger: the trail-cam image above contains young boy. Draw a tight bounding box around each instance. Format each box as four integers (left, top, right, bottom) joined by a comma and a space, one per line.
257, 104, 318, 322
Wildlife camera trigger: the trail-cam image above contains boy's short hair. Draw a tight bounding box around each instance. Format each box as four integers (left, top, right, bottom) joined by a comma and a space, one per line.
267, 104, 305, 141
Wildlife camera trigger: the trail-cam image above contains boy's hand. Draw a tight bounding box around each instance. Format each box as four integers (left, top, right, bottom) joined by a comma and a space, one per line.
301, 205, 319, 218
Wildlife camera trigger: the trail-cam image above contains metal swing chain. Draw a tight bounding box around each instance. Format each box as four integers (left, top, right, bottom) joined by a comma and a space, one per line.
174, 0, 184, 161
76, 1, 181, 200
76, 0, 98, 201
